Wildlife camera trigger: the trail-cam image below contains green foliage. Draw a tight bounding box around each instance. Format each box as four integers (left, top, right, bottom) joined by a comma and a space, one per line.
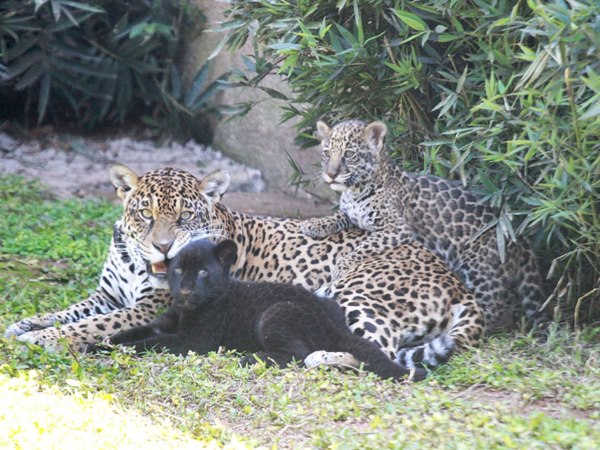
219, 0, 600, 325
0, 176, 117, 261
0, 0, 219, 141
141, 63, 231, 143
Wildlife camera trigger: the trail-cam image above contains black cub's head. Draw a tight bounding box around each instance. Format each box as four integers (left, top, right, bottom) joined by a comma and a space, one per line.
167, 239, 238, 308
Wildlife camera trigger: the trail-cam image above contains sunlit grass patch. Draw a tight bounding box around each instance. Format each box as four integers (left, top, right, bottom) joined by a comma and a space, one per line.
0, 371, 247, 449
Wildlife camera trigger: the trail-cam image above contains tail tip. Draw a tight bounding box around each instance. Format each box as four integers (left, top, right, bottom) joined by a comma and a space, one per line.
408, 367, 428, 382
396, 335, 455, 369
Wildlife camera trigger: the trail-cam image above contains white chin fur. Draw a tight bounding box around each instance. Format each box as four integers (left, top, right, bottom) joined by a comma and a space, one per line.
329, 183, 348, 192
149, 276, 169, 290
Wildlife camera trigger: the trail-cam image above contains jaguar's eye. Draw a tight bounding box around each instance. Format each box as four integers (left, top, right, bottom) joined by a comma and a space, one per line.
139, 209, 153, 220
345, 150, 357, 159
198, 269, 208, 278
322, 149, 330, 158
180, 211, 193, 221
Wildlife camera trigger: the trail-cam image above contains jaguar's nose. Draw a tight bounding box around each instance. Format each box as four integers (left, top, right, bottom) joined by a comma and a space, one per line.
323, 171, 337, 183
153, 239, 174, 255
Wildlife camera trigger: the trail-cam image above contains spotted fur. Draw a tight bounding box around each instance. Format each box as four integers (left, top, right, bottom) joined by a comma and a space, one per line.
301, 119, 549, 332
5, 164, 484, 368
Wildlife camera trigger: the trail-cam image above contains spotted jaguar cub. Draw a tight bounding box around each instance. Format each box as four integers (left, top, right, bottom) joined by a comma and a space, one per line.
301, 119, 548, 332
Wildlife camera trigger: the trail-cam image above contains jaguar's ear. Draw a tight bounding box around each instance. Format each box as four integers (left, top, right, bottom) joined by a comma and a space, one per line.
110, 164, 139, 201
199, 170, 230, 204
215, 239, 237, 271
363, 121, 387, 151
316, 120, 331, 141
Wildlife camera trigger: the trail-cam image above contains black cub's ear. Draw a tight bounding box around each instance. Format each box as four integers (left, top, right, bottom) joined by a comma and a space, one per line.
215, 240, 238, 270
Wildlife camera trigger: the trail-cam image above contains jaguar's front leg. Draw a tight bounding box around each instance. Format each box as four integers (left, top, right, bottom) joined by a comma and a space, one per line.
13, 292, 172, 352
300, 211, 351, 238
4, 313, 60, 338
4, 290, 120, 338
5, 231, 145, 339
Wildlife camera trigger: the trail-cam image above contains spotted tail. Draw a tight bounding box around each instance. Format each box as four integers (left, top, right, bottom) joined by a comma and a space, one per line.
396, 297, 485, 369
395, 335, 455, 369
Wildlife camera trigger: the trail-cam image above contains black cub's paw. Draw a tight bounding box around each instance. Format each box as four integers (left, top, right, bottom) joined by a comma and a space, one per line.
239, 354, 261, 367
239, 353, 282, 368
83, 342, 110, 353
83, 336, 115, 354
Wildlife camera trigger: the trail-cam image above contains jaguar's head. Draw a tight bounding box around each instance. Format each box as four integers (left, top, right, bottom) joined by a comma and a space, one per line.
316, 119, 387, 192
109, 164, 230, 282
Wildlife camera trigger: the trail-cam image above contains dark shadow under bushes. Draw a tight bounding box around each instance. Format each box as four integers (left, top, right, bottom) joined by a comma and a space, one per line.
218, 0, 600, 326
0, 0, 223, 143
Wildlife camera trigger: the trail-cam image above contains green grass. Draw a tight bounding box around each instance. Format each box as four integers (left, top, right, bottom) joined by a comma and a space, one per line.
1, 175, 599, 449
0, 176, 115, 323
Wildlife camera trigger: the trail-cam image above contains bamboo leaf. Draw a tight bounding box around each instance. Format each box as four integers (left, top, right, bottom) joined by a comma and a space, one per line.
352, 0, 363, 44
495, 224, 506, 264
266, 42, 301, 51
189, 73, 230, 111
579, 101, 600, 121
5, 37, 38, 60
208, 36, 228, 60
334, 23, 358, 46
5, 50, 42, 79
260, 86, 288, 101
184, 63, 209, 107
392, 9, 428, 32
60, 1, 104, 14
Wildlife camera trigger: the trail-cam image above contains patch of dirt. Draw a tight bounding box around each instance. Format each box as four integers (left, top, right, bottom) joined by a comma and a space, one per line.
453, 384, 595, 421
0, 128, 332, 218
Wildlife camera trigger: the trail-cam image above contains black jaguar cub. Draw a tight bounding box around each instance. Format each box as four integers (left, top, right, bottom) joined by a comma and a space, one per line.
105, 239, 426, 382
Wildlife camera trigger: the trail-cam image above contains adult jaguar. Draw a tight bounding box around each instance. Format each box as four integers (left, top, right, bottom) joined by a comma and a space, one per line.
5, 164, 484, 368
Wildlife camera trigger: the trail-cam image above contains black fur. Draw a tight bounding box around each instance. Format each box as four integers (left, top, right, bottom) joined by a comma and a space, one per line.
105, 239, 426, 382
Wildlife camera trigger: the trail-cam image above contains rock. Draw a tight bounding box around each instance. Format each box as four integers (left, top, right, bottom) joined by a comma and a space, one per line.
0, 131, 265, 199
182, 0, 329, 199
